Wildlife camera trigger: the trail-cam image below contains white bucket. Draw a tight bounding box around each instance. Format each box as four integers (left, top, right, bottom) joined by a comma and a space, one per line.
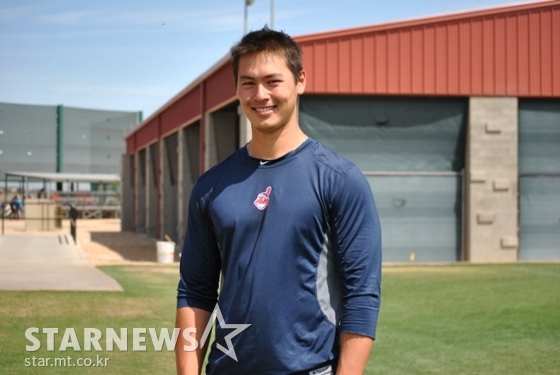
156, 241, 175, 263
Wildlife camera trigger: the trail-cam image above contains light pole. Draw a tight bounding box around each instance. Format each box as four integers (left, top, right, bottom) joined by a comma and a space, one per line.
270, 0, 274, 29
244, 0, 254, 35
241, 0, 255, 147
244, 1, 275, 34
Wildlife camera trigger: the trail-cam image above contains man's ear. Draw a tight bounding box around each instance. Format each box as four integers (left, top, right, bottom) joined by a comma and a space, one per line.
297, 70, 306, 95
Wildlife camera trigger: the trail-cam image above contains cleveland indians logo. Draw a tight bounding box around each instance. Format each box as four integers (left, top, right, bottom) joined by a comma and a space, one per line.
254, 186, 272, 210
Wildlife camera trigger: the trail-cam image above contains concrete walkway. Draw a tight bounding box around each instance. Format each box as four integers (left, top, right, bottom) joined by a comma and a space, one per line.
0, 234, 122, 291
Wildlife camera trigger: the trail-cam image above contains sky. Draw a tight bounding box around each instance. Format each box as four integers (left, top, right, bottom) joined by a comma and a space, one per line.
0, 0, 529, 120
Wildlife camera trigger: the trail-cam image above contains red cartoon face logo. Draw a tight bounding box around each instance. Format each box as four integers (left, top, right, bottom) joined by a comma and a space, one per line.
254, 186, 272, 210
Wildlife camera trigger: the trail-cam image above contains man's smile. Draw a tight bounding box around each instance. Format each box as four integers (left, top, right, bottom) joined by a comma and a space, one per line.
253, 105, 276, 113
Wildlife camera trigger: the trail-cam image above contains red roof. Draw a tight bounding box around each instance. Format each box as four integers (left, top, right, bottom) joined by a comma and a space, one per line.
126, 0, 560, 152
298, 0, 560, 96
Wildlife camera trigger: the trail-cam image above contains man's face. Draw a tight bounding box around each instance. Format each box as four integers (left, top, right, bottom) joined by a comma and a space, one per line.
236, 52, 306, 134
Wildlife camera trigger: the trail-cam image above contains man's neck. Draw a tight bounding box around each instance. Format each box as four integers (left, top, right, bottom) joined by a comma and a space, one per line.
248, 125, 308, 160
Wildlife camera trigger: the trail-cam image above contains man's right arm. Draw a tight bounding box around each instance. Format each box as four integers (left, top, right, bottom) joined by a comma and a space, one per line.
176, 182, 221, 374
175, 306, 212, 375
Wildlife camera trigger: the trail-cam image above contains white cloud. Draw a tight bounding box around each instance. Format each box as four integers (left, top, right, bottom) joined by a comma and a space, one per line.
0, 5, 36, 19
35, 7, 245, 31
55, 83, 177, 96
38, 10, 98, 25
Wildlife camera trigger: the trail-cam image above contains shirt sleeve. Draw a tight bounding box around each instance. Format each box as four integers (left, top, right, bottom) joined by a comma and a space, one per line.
177, 184, 221, 312
331, 165, 382, 339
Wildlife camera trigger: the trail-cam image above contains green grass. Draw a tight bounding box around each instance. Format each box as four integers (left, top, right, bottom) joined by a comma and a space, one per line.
367, 263, 560, 375
0, 263, 559, 374
0, 265, 179, 374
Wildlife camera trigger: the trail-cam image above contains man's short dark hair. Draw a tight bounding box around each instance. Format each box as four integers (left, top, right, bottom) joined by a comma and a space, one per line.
230, 26, 303, 84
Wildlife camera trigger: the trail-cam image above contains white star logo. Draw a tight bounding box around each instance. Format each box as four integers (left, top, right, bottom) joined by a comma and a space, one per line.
199, 304, 251, 362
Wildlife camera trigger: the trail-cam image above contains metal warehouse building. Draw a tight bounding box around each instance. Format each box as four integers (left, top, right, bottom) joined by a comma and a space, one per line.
123, 1, 560, 263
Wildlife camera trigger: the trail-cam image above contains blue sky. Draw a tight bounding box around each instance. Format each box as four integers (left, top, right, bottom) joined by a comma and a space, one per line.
0, 0, 525, 119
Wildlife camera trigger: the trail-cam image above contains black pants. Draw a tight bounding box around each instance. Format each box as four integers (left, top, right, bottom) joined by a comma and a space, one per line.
292, 359, 337, 375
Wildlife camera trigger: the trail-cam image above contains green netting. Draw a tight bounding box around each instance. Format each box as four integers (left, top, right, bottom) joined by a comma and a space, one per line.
0, 103, 58, 179
366, 175, 462, 262
64, 107, 139, 174
518, 99, 560, 260
519, 99, 560, 175
519, 176, 560, 260
298, 96, 466, 262
299, 96, 467, 171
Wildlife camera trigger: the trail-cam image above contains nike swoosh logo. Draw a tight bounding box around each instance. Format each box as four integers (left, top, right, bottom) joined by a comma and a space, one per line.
259, 160, 270, 165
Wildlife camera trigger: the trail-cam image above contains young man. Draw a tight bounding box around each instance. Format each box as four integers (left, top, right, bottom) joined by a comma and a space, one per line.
176, 27, 381, 375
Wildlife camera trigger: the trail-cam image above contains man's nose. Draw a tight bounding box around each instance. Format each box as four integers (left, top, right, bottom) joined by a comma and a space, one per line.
254, 84, 269, 100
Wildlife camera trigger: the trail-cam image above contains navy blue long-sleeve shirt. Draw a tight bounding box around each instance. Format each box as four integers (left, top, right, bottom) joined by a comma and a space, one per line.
177, 138, 381, 374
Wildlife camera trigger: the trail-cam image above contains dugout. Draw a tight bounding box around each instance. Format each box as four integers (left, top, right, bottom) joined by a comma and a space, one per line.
2, 171, 121, 228
123, 1, 560, 262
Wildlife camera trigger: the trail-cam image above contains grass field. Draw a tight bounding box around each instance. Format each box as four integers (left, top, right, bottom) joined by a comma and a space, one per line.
1, 263, 559, 374
368, 263, 560, 375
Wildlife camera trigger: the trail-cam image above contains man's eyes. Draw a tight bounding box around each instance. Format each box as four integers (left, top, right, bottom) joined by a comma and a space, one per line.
240, 80, 282, 87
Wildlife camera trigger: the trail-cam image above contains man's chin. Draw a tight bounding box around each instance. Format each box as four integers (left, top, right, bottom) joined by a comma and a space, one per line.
251, 121, 284, 134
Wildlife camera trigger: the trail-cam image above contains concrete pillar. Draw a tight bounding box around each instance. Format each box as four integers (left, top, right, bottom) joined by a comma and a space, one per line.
159, 137, 164, 240
145, 146, 151, 237
121, 154, 133, 231
161, 133, 179, 242
466, 97, 518, 262
146, 143, 158, 238
136, 150, 146, 234
177, 128, 185, 249
133, 153, 140, 232
204, 112, 213, 172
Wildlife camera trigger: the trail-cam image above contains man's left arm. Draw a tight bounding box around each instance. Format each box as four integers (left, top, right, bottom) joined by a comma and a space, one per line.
332, 166, 382, 374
